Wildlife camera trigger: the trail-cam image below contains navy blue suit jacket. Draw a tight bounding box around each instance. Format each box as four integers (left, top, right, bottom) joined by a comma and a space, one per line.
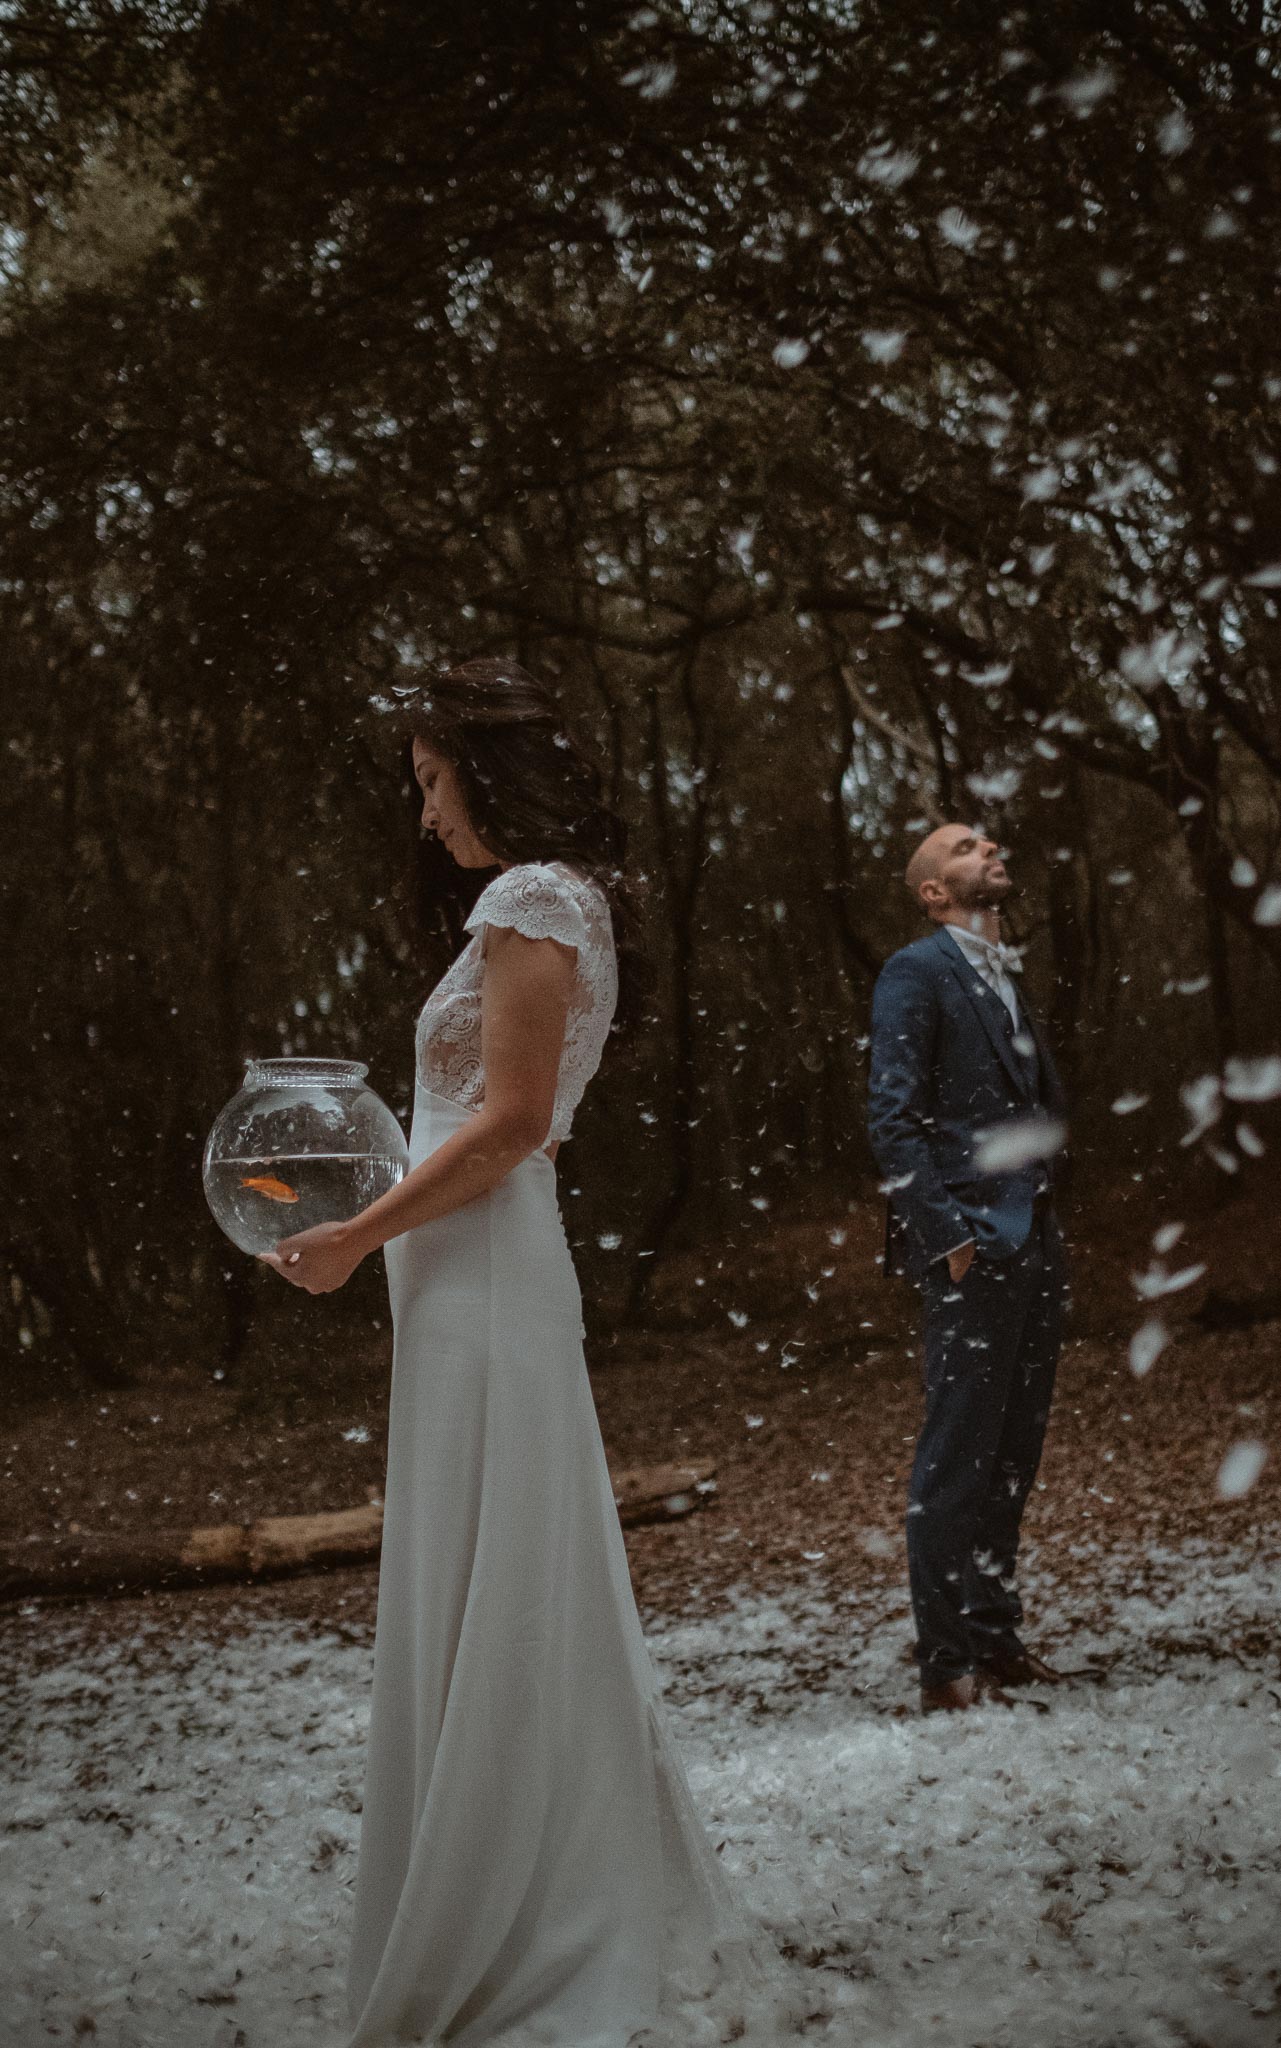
867, 927, 1067, 1282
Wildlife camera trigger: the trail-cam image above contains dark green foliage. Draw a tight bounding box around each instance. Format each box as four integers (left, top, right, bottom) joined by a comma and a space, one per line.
3, 0, 1280, 1379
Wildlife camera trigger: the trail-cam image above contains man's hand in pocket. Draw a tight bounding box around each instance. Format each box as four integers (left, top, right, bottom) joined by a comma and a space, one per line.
947, 1240, 977, 1285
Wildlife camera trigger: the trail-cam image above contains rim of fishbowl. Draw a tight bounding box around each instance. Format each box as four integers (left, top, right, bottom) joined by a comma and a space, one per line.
241, 1056, 371, 1087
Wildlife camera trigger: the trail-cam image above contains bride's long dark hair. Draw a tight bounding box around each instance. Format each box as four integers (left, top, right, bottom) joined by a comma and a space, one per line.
384, 658, 647, 1036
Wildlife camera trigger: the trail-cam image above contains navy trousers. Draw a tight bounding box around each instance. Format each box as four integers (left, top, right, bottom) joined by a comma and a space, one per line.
907, 1209, 1066, 1685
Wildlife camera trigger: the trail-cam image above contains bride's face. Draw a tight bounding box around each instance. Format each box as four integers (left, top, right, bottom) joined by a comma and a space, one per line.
412, 739, 499, 870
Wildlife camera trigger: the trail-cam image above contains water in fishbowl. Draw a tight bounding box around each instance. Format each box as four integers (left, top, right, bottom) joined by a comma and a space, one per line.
206, 1152, 405, 1257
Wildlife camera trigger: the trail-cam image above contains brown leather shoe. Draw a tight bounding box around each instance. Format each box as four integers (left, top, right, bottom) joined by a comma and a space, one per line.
920, 1670, 1015, 1715
979, 1644, 1066, 1688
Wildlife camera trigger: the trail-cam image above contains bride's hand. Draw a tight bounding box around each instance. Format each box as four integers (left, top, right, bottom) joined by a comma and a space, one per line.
257, 1220, 365, 1294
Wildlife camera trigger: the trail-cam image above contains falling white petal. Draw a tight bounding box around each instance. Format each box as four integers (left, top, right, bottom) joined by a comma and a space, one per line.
1252, 883, 1281, 927
1129, 1320, 1169, 1378
974, 1118, 1067, 1174
1132, 1261, 1207, 1301
1216, 1440, 1267, 1501
1180, 1074, 1222, 1143
856, 145, 919, 189
1157, 107, 1193, 155
1222, 1056, 1281, 1103
861, 328, 906, 363
1058, 64, 1118, 113
620, 60, 677, 98
966, 766, 1023, 804
937, 206, 981, 252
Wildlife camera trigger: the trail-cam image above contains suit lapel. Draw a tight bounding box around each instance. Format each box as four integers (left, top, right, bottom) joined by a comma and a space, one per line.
1014, 984, 1064, 1114
933, 928, 1032, 1100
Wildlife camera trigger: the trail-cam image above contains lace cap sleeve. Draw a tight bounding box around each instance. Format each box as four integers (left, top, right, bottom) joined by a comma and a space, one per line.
464, 864, 589, 958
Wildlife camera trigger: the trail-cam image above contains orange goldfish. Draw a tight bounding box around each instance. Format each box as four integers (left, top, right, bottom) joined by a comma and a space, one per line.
240, 1173, 300, 1203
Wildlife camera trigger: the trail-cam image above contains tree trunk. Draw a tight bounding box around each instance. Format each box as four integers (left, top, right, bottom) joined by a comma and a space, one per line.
0, 1463, 716, 1604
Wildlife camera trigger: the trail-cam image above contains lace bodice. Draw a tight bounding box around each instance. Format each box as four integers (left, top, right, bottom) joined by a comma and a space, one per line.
414, 862, 619, 1144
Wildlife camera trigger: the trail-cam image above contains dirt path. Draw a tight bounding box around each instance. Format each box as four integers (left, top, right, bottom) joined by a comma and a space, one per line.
5, 1316, 1276, 1653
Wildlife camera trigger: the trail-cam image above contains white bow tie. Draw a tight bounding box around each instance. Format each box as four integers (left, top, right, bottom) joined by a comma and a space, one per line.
968, 935, 1023, 975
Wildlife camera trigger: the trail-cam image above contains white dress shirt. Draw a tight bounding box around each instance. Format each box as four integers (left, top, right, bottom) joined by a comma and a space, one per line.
944, 923, 1022, 1025
937, 924, 1024, 1260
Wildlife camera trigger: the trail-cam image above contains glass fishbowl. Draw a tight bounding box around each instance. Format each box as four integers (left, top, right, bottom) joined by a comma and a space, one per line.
203, 1057, 409, 1257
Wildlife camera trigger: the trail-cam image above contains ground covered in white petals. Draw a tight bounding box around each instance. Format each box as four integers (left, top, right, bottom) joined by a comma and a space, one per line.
3, 1539, 1278, 2048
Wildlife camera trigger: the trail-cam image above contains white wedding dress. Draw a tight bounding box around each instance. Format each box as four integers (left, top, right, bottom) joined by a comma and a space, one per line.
346, 862, 737, 2047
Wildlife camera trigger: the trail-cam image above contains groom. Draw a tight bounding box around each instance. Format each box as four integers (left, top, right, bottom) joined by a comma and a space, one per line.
867, 824, 1069, 1714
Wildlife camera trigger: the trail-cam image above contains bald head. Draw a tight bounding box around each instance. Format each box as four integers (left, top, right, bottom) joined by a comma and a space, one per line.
905, 823, 1011, 922
905, 825, 957, 897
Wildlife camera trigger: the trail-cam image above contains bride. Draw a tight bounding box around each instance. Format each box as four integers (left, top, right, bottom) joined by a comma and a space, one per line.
259, 659, 737, 2046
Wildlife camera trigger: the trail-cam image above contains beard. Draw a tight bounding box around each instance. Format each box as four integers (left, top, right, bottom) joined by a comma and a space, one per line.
950, 868, 1013, 912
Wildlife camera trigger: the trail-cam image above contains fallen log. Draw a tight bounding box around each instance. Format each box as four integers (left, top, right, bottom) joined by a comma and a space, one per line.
0, 1461, 716, 1605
